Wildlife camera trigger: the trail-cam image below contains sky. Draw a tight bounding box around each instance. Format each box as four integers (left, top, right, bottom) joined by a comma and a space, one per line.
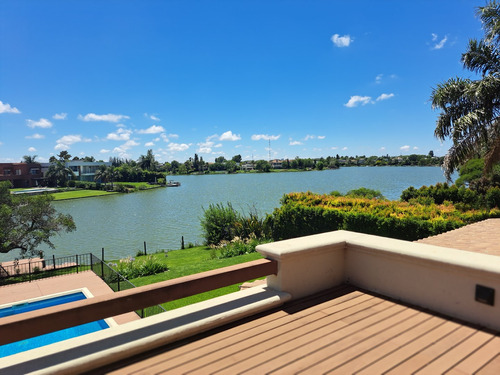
0, 0, 487, 164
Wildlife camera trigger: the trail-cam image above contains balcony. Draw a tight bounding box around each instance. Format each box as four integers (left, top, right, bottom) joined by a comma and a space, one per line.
1, 230, 499, 373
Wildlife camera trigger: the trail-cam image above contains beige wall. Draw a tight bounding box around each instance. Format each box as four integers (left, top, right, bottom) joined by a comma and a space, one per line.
257, 230, 500, 331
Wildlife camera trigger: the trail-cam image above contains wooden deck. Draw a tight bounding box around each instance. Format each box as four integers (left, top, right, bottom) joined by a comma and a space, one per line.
95, 284, 500, 374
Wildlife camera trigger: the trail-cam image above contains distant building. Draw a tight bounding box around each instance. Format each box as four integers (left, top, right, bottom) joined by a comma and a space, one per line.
0, 163, 43, 188
270, 159, 283, 169
41, 161, 111, 182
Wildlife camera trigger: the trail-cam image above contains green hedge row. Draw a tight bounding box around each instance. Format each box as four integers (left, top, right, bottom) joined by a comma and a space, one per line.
265, 192, 500, 241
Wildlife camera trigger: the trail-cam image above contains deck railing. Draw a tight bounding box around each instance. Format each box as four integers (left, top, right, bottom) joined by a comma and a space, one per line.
0, 258, 278, 346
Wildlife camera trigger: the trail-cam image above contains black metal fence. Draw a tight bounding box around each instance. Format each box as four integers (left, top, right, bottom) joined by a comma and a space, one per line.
0, 254, 91, 285
0, 253, 166, 318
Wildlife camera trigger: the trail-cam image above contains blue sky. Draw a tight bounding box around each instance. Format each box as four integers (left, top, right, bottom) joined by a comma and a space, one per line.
0, 0, 486, 163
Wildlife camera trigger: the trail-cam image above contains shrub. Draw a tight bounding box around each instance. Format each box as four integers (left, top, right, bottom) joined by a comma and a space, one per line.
486, 187, 500, 208
67, 180, 76, 188
201, 203, 240, 245
110, 255, 168, 279
345, 187, 385, 199
266, 192, 499, 241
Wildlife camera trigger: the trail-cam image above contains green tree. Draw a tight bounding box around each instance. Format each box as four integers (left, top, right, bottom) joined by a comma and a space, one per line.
57, 150, 72, 161
22, 155, 38, 163
232, 154, 242, 163
255, 160, 271, 172
0, 181, 76, 257
45, 160, 75, 187
137, 149, 157, 171
431, 1, 500, 180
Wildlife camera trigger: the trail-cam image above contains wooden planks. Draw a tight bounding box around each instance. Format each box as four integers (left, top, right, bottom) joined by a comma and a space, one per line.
99, 285, 500, 375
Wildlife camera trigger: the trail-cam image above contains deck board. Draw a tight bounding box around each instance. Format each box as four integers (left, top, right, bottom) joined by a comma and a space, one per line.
98, 285, 499, 375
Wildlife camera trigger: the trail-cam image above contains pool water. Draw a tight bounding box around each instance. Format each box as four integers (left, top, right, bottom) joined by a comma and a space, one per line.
0, 291, 109, 358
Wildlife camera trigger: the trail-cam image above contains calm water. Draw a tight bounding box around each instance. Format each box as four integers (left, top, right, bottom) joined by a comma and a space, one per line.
2, 167, 453, 261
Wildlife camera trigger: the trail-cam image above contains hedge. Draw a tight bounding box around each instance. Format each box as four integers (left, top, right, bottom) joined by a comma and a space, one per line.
266, 192, 500, 241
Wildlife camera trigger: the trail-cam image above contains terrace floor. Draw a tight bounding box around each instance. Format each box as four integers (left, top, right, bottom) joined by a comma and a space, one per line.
95, 284, 500, 375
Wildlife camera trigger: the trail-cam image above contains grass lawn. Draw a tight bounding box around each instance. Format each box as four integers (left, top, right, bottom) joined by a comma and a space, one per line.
51, 190, 118, 200
120, 246, 265, 311
113, 182, 162, 189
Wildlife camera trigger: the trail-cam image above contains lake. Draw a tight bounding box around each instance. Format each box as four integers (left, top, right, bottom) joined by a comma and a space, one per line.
2, 166, 453, 262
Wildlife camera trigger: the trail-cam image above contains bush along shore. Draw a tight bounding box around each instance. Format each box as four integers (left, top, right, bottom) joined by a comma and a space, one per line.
265, 189, 500, 242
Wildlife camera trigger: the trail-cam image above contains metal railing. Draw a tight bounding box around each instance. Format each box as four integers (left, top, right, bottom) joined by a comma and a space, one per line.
0, 259, 278, 346
0, 252, 166, 318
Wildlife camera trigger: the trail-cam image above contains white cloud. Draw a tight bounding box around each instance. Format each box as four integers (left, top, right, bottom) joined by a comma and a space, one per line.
27, 118, 52, 128
78, 113, 130, 122
251, 134, 281, 141
375, 74, 383, 84
53, 113, 67, 120
54, 143, 69, 151
144, 113, 160, 121
290, 140, 303, 146
107, 128, 132, 141
413, 146, 419, 150
380, 146, 386, 151
137, 125, 165, 134
100, 149, 110, 153
431, 34, 448, 50
219, 130, 241, 141
317, 135, 326, 140
168, 142, 191, 152
0, 100, 20, 114
304, 135, 315, 141
400, 145, 410, 151
123, 140, 139, 148
344, 96, 372, 108
28, 147, 36, 152
145, 142, 155, 147
376, 93, 395, 101
25, 133, 45, 139
331, 34, 353, 47
56, 134, 90, 145
168, 133, 179, 139
342, 147, 348, 151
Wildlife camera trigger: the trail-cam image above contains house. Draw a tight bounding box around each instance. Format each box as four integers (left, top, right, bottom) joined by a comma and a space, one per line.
1, 229, 499, 373
41, 161, 112, 182
270, 159, 283, 169
0, 163, 43, 188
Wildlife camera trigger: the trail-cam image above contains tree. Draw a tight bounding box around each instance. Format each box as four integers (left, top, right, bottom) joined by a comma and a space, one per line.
255, 160, 271, 172
22, 155, 38, 163
431, 1, 500, 180
45, 160, 75, 187
137, 149, 157, 171
232, 154, 242, 163
57, 150, 72, 161
0, 181, 76, 258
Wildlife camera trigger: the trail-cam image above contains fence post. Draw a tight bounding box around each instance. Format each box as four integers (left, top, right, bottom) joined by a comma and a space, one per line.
101, 248, 104, 277
53, 254, 56, 270
118, 276, 120, 292
28, 260, 32, 282
90, 253, 93, 272
181, 236, 185, 249
76, 254, 79, 274
144, 241, 147, 256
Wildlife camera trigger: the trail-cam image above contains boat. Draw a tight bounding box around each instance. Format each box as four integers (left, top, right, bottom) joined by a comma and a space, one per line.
167, 180, 181, 187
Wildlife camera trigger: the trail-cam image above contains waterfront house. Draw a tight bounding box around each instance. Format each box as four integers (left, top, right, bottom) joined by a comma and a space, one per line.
41, 161, 112, 182
0, 163, 43, 188
1, 228, 499, 373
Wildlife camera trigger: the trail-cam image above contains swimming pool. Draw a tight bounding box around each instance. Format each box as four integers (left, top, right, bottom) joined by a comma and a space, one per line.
0, 290, 111, 358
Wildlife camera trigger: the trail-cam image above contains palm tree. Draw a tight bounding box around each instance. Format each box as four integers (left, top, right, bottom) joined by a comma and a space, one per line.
45, 160, 75, 187
22, 155, 38, 163
431, 1, 500, 181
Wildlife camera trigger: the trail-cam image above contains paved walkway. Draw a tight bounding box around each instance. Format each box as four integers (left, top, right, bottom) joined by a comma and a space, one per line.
0, 271, 139, 324
416, 218, 500, 256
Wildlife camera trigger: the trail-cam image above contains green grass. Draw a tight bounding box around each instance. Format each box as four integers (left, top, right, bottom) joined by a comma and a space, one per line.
118, 246, 264, 310
113, 182, 162, 189
51, 190, 118, 200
